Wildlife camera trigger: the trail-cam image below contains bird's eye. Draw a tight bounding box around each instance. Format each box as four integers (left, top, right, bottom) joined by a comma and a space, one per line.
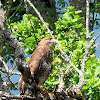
49, 37, 52, 40
45, 37, 52, 41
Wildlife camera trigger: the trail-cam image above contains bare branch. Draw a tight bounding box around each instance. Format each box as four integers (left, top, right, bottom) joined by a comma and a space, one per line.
77, 0, 90, 89
0, 91, 36, 99
90, 33, 100, 47
26, 0, 86, 90
9, 2, 23, 20
10, 60, 16, 73
58, 45, 81, 74
24, 0, 38, 45
0, 56, 9, 72
65, 65, 71, 75
0, 68, 21, 76
0, 1, 30, 77
81, 0, 90, 73
57, 69, 65, 92
57, 74, 65, 92
81, 32, 100, 70
26, 0, 81, 75
0, 58, 20, 76
86, 0, 90, 38
0, 70, 6, 75
26, 0, 54, 38
10, 71, 21, 75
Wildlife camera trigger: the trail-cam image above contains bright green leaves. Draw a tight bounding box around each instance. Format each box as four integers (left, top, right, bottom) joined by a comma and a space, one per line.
54, 6, 100, 99
26, 37, 36, 47
83, 58, 100, 99
7, 6, 100, 99
55, 7, 85, 40
63, 12, 72, 21
67, 6, 75, 11
55, 7, 87, 68
10, 14, 50, 55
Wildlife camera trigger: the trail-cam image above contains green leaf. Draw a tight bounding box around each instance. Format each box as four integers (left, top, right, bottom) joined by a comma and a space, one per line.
63, 12, 72, 20
24, 48, 30, 54
75, 10, 82, 14
26, 57, 30, 62
77, 23, 83, 28
67, 6, 75, 11
82, 86, 89, 90
26, 37, 35, 43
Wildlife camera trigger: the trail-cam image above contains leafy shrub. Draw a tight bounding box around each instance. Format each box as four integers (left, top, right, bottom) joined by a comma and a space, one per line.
9, 6, 100, 100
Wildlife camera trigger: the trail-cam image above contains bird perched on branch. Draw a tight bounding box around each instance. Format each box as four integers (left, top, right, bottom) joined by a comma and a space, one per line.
28, 37, 55, 85
18, 37, 55, 94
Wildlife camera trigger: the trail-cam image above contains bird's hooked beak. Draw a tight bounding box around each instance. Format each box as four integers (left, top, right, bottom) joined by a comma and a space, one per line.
50, 38, 58, 44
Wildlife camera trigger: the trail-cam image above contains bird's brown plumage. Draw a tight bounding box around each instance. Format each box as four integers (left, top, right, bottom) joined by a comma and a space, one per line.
28, 37, 54, 85
18, 37, 55, 93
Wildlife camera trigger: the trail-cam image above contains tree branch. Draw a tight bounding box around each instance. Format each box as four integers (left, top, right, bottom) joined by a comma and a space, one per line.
90, 33, 100, 47
0, 57, 21, 76
81, 0, 90, 73
25, 0, 54, 38
0, 56, 9, 72
24, 0, 38, 45
0, 2, 35, 95
0, 91, 36, 100
9, 2, 23, 20
77, 0, 90, 89
26, 0, 86, 91
86, 0, 90, 38
57, 69, 65, 92
0, 1, 30, 76
26, 0, 81, 75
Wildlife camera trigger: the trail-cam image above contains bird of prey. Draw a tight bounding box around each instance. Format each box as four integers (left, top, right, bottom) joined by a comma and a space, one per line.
28, 37, 55, 85
18, 37, 55, 94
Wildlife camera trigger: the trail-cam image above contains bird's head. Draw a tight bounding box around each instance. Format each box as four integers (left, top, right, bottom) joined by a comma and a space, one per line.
38, 37, 56, 47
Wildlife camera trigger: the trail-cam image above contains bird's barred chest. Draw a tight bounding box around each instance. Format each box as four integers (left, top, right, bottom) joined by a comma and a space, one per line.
38, 62, 52, 85
34, 50, 53, 85
18, 37, 55, 94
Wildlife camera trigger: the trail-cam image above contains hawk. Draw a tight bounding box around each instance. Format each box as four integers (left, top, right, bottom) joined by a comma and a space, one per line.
18, 37, 55, 93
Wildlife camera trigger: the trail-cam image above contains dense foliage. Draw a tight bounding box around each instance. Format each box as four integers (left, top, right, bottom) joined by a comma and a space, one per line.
7, 6, 100, 99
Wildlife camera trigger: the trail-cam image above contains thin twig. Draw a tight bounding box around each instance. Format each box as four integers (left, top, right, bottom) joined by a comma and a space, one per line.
0, 56, 9, 72
77, 0, 90, 88
58, 48, 81, 74
9, 80, 19, 90
0, 70, 6, 75
26, 0, 81, 74
26, 0, 54, 38
65, 65, 71, 75
24, 0, 38, 45
11, 71, 21, 75
0, 68, 21, 75
9, 2, 23, 19
90, 33, 100, 47
81, 0, 90, 73
0, 91, 36, 99
26, 0, 86, 89
86, 0, 90, 38
57, 73, 65, 92
10, 60, 16, 73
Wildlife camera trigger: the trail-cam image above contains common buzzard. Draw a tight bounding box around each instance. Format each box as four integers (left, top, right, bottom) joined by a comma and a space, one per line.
18, 37, 55, 94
